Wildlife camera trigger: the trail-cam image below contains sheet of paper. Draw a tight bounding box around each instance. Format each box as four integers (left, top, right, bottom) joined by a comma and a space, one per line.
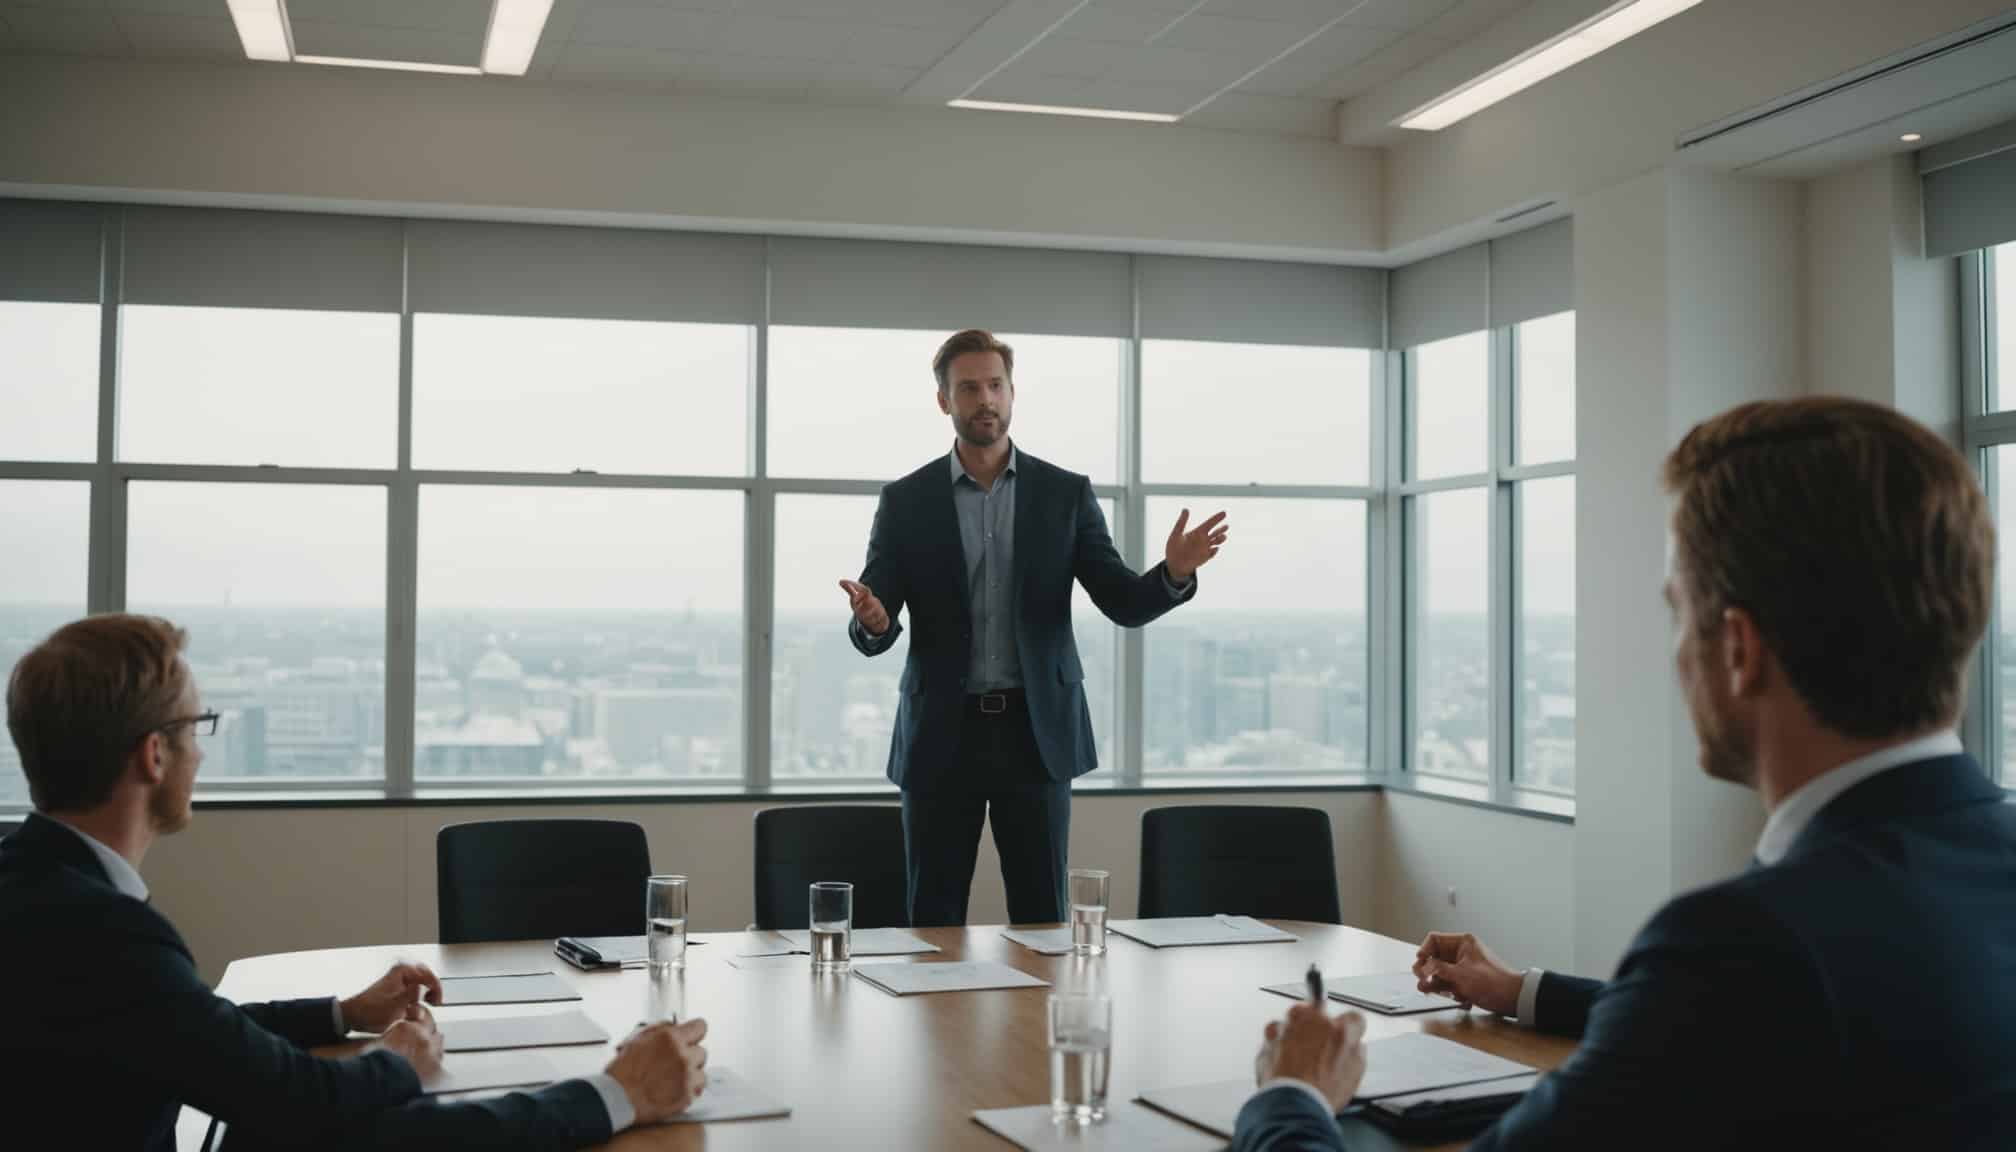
1105, 915, 1298, 948
1001, 927, 1078, 955
853, 960, 1050, 996
1260, 971, 1466, 1016
1138, 1036, 1538, 1137
734, 931, 799, 958
727, 952, 808, 971
656, 1069, 791, 1124
439, 972, 582, 1006
421, 1052, 560, 1096
779, 927, 941, 956
561, 935, 650, 963
973, 1103, 1220, 1151
438, 1009, 610, 1053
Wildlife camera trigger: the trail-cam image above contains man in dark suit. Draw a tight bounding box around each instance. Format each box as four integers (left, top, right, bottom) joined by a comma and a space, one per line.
0, 614, 709, 1150
1237, 397, 2016, 1150
838, 329, 1228, 926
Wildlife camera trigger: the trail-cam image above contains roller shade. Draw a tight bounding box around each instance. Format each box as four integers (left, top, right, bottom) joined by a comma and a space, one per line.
122, 207, 403, 313
1389, 243, 1487, 348
1489, 219, 1572, 327
407, 221, 765, 324
769, 237, 1131, 338
1922, 143, 2016, 258
0, 200, 102, 304
1139, 256, 1383, 347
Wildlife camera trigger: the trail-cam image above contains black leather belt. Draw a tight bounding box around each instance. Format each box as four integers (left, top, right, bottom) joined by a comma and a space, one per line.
968, 688, 1023, 715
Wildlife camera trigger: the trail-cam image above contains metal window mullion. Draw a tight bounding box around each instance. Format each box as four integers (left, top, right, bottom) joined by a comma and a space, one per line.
383, 223, 417, 802
1137, 483, 1379, 500
1395, 472, 1493, 496
1498, 460, 1576, 483
1119, 257, 1145, 788
745, 245, 774, 792
87, 208, 126, 615
1959, 251, 1998, 778
407, 469, 750, 491
1365, 334, 1392, 780
1488, 327, 1513, 806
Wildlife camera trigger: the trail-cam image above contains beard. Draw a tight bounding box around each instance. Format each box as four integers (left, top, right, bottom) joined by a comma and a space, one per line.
956, 408, 1009, 446
1688, 678, 1758, 787
148, 755, 195, 834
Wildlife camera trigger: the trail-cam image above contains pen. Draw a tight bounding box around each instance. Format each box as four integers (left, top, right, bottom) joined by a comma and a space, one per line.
1306, 963, 1325, 1007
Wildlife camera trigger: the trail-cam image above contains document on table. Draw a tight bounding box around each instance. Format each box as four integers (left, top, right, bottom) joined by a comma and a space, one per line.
1105, 915, 1298, 948
973, 1103, 1221, 1150
438, 972, 582, 1006
1001, 927, 1078, 955
438, 1009, 610, 1052
726, 952, 807, 971
421, 1052, 561, 1096
656, 1069, 791, 1124
734, 931, 800, 957
779, 927, 941, 956
853, 961, 1050, 996
1138, 1035, 1536, 1136
1260, 971, 1466, 1016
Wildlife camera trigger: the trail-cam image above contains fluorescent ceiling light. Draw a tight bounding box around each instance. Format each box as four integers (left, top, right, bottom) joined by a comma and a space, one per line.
1399, 0, 1702, 131
1900, 132, 1922, 142
294, 55, 484, 76
948, 99, 1179, 123
481, 0, 555, 76
226, 0, 291, 62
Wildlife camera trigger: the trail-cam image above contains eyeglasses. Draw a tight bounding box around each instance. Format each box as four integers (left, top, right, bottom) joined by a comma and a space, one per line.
156, 711, 221, 738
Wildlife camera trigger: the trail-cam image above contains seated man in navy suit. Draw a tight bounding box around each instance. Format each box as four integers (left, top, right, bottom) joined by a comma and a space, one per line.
1237, 396, 2016, 1150
1, 614, 710, 1151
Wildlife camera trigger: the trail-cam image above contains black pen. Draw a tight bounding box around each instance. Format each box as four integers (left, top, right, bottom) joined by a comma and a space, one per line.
1306, 963, 1325, 1007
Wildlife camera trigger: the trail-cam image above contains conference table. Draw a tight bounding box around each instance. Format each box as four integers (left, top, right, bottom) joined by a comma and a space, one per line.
177, 922, 1574, 1150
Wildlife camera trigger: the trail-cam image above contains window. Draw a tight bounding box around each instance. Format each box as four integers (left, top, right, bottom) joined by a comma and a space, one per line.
1410, 488, 1489, 781
1408, 332, 1489, 481
1517, 476, 1576, 792
1968, 244, 2016, 784
413, 315, 752, 475
1143, 342, 1372, 485
768, 328, 1121, 483
1144, 497, 1368, 776
415, 486, 743, 781
0, 302, 98, 462
1515, 312, 1576, 466
0, 481, 90, 806
126, 482, 387, 781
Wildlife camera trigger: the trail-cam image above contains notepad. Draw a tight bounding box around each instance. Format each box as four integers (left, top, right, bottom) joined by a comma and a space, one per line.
657, 1069, 792, 1124
1138, 1035, 1535, 1137
973, 1103, 1221, 1150
438, 972, 582, 1007
853, 960, 1050, 996
421, 1052, 560, 1095
779, 927, 940, 956
1001, 927, 1079, 955
438, 1009, 610, 1053
1105, 915, 1298, 948
1260, 971, 1466, 1016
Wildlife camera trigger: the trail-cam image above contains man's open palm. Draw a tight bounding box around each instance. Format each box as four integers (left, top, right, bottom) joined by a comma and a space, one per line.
1165, 509, 1229, 583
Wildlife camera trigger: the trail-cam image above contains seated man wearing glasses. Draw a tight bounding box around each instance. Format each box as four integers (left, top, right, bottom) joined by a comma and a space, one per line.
0, 614, 710, 1151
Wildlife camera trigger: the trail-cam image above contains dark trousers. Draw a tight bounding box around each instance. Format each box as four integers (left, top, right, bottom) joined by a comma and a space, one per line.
900, 689, 1071, 927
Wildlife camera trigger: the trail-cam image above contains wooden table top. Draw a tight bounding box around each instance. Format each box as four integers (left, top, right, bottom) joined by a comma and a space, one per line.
178, 923, 1573, 1151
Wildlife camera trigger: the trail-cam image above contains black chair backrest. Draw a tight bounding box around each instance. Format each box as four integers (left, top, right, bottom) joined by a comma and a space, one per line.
436, 819, 651, 944
753, 805, 908, 931
1138, 805, 1342, 923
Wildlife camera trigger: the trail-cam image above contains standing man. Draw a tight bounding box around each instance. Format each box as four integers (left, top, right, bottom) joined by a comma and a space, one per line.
839, 329, 1227, 926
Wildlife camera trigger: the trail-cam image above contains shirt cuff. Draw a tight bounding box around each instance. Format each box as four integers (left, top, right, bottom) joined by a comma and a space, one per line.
1161, 569, 1193, 598
1256, 1077, 1338, 1118
585, 1072, 636, 1133
330, 997, 347, 1038
1515, 968, 1546, 1030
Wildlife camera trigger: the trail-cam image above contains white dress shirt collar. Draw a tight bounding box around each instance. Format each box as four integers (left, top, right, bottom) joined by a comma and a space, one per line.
47, 817, 150, 902
1753, 729, 1963, 866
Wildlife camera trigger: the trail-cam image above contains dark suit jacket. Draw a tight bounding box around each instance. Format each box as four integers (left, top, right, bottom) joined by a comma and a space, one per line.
1232, 754, 2016, 1151
0, 812, 612, 1151
850, 448, 1194, 790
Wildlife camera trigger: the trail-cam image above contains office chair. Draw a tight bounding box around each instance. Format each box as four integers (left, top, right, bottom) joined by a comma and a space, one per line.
1137, 805, 1343, 923
752, 805, 909, 930
436, 818, 651, 944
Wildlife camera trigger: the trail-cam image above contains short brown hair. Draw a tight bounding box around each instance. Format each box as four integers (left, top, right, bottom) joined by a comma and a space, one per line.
933, 329, 1014, 394
1663, 396, 1992, 739
6, 614, 191, 812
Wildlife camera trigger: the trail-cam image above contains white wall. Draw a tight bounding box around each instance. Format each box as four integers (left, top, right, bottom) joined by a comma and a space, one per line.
1376, 793, 1575, 973
1373, 0, 2010, 249
145, 790, 1380, 983
0, 53, 1383, 262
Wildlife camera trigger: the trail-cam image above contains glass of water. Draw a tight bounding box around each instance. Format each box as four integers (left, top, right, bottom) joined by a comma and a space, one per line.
1068, 868, 1109, 955
1048, 993, 1112, 1124
647, 875, 688, 970
809, 881, 853, 972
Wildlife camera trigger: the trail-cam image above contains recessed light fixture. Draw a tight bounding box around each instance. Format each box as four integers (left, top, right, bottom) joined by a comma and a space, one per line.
226, 0, 551, 77
1900, 132, 1923, 143
948, 99, 1180, 123
1399, 0, 1702, 131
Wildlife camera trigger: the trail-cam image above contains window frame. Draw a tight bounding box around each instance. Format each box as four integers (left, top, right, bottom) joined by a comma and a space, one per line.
1961, 246, 2012, 787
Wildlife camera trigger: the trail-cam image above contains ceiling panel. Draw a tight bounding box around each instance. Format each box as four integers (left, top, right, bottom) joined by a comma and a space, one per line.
552, 43, 694, 77
1153, 13, 1333, 58
287, 0, 493, 36
118, 12, 238, 59
287, 21, 482, 67
0, 6, 129, 53
1318, 27, 1454, 99
674, 51, 823, 94
1181, 89, 1335, 136
1338, 0, 1466, 28
1236, 20, 1407, 95
813, 60, 926, 94
839, 22, 970, 68
570, 5, 717, 49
